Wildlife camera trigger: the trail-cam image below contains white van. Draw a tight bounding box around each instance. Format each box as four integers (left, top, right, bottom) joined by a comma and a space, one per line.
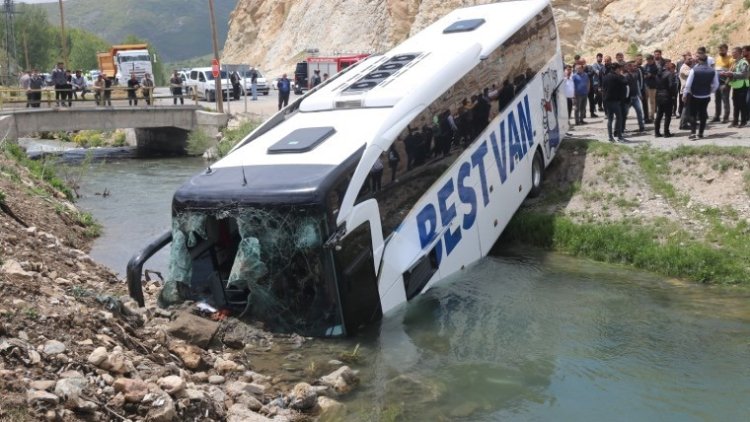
186, 67, 235, 102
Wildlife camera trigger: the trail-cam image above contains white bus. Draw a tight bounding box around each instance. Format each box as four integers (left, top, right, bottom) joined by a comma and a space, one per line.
128, 0, 566, 337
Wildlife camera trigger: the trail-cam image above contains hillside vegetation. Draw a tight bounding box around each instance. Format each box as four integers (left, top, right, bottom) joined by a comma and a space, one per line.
37, 0, 237, 62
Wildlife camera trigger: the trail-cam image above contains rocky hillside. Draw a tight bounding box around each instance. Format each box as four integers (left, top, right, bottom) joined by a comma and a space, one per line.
223, 0, 750, 74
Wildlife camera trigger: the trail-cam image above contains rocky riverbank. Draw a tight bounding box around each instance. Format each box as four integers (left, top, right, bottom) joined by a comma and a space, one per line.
0, 147, 357, 421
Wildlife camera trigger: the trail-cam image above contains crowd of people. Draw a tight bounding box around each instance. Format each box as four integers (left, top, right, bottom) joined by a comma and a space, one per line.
564, 45, 750, 141
18, 63, 91, 108
18, 63, 164, 108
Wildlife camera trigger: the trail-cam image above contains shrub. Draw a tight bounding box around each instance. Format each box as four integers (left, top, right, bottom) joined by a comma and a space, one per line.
73, 130, 105, 148
112, 130, 127, 147
186, 128, 214, 156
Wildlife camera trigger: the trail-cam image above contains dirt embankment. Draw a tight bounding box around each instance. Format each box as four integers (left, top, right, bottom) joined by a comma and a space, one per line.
0, 150, 357, 421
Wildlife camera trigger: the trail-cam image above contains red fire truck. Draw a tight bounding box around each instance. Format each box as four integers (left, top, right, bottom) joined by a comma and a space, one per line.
293, 54, 369, 94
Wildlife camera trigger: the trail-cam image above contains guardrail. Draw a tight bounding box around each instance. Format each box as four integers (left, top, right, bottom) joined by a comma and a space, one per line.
0, 85, 202, 110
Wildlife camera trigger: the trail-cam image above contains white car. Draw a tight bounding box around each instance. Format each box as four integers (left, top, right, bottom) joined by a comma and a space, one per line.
186, 67, 235, 102
240, 70, 270, 96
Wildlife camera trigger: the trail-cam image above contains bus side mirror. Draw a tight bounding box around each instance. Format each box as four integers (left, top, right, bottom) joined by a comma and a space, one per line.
344, 199, 384, 275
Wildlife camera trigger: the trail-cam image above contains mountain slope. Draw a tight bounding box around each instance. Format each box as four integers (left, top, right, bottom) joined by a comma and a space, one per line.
223, 0, 750, 75
38, 0, 237, 61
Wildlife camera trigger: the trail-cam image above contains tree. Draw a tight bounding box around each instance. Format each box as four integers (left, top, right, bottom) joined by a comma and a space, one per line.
122, 35, 165, 85
67, 29, 111, 71
10, 5, 57, 71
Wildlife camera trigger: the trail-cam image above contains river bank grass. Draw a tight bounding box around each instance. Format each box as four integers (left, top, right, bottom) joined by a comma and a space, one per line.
504, 139, 750, 285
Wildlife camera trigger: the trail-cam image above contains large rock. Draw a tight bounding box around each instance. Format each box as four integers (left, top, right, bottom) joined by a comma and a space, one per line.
226, 404, 272, 422
113, 378, 148, 403
54, 377, 87, 404
1, 259, 32, 279
319, 366, 358, 395
148, 393, 177, 422
42, 340, 66, 355
225, 381, 266, 398
289, 382, 317, 411
157, 375, 186, 396
168, 341, 205, 369
317, 396, 346, 422
167, 312, 219, 349
27, 389, 60, 408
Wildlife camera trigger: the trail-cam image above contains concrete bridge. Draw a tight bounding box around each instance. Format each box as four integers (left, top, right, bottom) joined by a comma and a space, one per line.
0, 106, 230, 155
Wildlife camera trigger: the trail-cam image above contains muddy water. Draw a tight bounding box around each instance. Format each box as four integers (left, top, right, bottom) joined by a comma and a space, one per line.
71, 157, 750, 421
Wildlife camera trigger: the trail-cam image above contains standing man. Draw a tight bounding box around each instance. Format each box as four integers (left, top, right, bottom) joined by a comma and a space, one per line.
230, 70, 241, 101
127, 73, 140, 106
624, 62, 645, 133
94, 74, 105, 106
28, 69, 44, 108
591, 53, 606, 112
573, 64, 589, 125
51, 62, 67, 107
19, 70, 31, 108
602, 63, 629, 143
170, 71, 184, 105
713, 44, 734, 123
249, 67, 258, 101
642, 54, 659, 123
277, 73, 291, 110
722, 46, 749, 128
683, 49, 719, 139
654, 62, 677, 137
141, 73, 155, 105
310, 69, 322, 89
585, 59, 600, 118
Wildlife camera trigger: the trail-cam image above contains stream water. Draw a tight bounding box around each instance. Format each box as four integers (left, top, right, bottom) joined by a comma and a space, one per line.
67, 154, 750, 421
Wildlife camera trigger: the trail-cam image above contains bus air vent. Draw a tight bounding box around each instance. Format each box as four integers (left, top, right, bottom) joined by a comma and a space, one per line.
267, 126, 336, 154
443, 19, 485, 34
344, 53, 420, 93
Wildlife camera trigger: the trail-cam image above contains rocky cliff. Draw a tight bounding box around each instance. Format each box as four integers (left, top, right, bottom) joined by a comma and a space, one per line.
223, 0, 750, 75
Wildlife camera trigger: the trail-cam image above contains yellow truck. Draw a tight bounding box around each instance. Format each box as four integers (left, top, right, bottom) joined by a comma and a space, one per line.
97, 44, 153, 84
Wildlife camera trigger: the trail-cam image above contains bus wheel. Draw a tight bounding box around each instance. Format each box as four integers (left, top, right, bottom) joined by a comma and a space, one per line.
528, 149, 544, 198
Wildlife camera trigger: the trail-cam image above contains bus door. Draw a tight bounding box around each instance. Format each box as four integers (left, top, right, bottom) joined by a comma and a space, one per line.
335, 199, 384, 335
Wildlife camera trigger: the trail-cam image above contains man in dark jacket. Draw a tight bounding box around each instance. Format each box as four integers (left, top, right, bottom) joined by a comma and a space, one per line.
624, 62, 645, 133
654, 63, 677, 137
277, 73, 291, 110
642, 54, 660, 123
682, 49, 719, 139
602, 63, 629, 142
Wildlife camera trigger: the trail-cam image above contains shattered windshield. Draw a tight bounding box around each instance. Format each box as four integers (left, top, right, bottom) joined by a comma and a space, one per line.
162, 205, 343, 336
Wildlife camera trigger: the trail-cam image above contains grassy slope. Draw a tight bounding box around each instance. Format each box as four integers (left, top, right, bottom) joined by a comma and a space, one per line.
38, 0, 237, 61
502, 141, 750, 285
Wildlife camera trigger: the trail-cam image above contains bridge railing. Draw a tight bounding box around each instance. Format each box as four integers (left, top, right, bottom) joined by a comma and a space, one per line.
0, 86, 203, 110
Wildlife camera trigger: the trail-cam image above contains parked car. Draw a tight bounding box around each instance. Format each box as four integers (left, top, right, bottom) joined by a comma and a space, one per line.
177, 70, 191, 94
186, 67, 234, 102
240, 69, 270, 96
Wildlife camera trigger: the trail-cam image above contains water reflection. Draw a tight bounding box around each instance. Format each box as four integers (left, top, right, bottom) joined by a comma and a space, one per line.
349, 251, 750, 421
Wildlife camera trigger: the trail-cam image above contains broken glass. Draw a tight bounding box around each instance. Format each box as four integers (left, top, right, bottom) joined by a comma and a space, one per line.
163, 205, 341, 336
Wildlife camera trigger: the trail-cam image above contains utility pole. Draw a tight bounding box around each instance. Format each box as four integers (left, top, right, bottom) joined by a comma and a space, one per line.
2, 0, 19, 85
22, 32, 28, 70
58, 0, 68, 69
208, 0, 223, 113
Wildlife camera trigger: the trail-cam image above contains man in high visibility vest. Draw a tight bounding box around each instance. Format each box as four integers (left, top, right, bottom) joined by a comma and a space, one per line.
722, 46, 749, 128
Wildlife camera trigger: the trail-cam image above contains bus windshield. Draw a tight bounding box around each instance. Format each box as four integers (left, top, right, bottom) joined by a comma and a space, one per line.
164, 205, 343, 336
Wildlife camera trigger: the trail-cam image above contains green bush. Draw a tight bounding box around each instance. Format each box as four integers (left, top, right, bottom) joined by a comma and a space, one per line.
186, 128, 214, 156
73, 130, 105, 148
216, 120, 258, 159
112, 130, 127, 147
